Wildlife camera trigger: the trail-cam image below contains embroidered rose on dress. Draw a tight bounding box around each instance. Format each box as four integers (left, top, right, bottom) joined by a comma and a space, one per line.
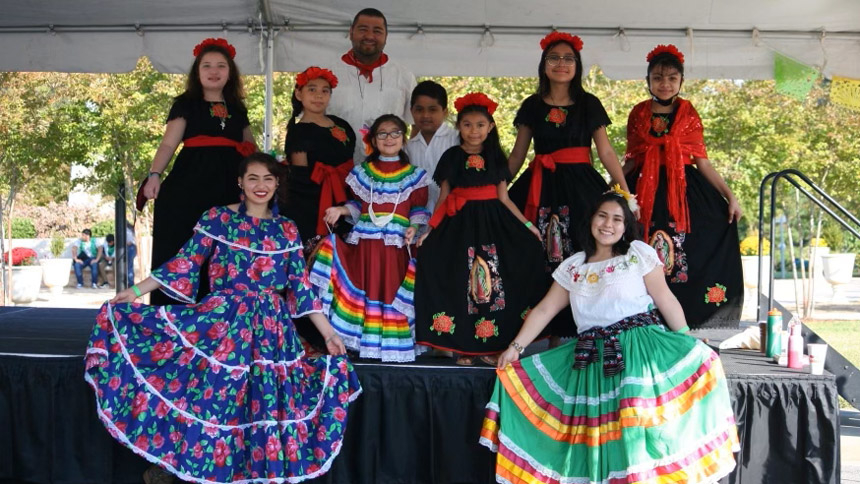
704, 283, 728, 306
430, 312, 456, 335
330, 126, 349, 145
651, 114, 670, 136
465, 154, 486, 170
546, 107, 568, 127
586, 272, 599, 284
474, 318, 499, 342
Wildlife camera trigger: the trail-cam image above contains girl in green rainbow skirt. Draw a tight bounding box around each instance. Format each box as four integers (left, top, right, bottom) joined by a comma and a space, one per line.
480, 188, 738, 484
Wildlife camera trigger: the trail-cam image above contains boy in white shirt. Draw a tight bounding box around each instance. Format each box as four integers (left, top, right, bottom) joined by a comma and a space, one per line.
405, 81, 460, 213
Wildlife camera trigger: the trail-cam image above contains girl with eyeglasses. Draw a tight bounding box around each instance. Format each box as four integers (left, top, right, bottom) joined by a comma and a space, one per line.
624, 45, 743, 328
507, 31, 629, 347
310, 114, 431, 362
413, 93, 545, 366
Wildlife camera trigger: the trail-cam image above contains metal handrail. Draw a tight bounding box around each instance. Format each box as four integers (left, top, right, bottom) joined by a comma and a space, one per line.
757, 169, 860, 408
757, 169, 860, 320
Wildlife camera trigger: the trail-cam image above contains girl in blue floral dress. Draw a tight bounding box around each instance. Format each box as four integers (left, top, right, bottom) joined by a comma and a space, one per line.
84, 153, 362, 484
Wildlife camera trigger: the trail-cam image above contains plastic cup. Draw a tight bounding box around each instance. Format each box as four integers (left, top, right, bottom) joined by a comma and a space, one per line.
807, 343, 828, 375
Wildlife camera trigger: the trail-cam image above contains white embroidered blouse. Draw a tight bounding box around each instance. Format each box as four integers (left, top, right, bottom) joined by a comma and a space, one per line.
551, 240, 663, 333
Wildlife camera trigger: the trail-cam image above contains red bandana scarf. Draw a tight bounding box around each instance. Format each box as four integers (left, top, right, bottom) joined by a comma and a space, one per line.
341, 51, 389, 82
625, 98, 707, 238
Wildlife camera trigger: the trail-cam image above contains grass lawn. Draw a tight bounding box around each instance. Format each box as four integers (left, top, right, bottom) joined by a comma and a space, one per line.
804, 320, 860, 410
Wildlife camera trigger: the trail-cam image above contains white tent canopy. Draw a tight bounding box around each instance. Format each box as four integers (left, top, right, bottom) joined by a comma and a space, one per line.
3, 0, 860, 80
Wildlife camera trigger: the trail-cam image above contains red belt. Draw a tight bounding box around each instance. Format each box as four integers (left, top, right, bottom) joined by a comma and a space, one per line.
183, 135, 256, 157
524, 147, 591, 222
310, 161, 353, 235
428, 185, 498, 229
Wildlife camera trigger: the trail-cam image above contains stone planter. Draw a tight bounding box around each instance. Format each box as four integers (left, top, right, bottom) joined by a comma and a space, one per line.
40, 258, 73, 294
821, 253, 857, 300
741, 255, 772, 289
10, 265, 43, 304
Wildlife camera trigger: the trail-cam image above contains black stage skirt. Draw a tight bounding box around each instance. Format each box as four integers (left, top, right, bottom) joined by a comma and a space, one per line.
414, 199, 545, 354
627, 165, 743, 328
509, 163, 609, 337
151, 146, 241, 305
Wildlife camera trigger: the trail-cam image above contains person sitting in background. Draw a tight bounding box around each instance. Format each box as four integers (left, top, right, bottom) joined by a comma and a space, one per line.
97, 234, 115, 288
73, 229, 100, 289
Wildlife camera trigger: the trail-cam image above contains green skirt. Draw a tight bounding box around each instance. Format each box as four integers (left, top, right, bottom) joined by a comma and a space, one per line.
480, 324, 738, 484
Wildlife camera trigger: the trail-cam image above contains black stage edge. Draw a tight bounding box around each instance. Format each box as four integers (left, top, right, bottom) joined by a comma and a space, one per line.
0, 308, 841, 484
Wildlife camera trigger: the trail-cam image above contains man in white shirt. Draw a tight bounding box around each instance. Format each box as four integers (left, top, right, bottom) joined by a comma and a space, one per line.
404, 81, 460, 212
328, 8, 417, 163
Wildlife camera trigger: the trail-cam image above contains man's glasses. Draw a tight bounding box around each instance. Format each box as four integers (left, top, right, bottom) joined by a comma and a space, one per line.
375, 130, 403, 140
546, 55, 576, 67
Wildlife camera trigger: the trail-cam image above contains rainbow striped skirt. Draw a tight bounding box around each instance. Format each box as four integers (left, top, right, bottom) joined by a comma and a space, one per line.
310, 234, 420, 362
480, 323, 739, 484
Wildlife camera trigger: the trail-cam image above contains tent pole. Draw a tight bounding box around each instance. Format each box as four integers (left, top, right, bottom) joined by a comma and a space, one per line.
264, 26, 274, 152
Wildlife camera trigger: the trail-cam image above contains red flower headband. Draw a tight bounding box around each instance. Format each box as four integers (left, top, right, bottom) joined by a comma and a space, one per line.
296, 66, 339, 89
539, 31, 583, 52
646, 44, 684, 64
454, 92, 498, 115
193, 38, 236, 59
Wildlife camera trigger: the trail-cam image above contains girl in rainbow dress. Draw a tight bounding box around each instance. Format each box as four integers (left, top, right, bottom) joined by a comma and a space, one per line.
310, 115, 430, 362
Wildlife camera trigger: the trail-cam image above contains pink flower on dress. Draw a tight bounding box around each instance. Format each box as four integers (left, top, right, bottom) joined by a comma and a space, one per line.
220, 212, 231, 223
314, 447, 326, 460
284, 223, 299, 242
199, 296, 225, 313
134, 435, 148, 451
316, 425, 328, 441
169, 277, 192, 296
169, 431, 183, 443
128, 312, 143, 324
252, 446, 264, 461
151, 433, 165, 449
236, 237, 251, 247
150, 341, 175, 362
193, 442, 204, 459
286, 436, 300, 462
213, 438, 230, 467
166, 258, 193, 274
209, 263, 227, 280
262, 238, 277, 251
266, 435, 282, 460
333, 407, 346, 422
238, 221, 252, 231
108, 376, 121, 390
146, 375, 165, 392
296, 421, 308, 443
131, 392, 149, 418
252, 256, 275, 274
207, 321, 229, 340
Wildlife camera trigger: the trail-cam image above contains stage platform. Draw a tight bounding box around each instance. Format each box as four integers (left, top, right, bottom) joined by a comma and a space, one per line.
0, 307, 841, 484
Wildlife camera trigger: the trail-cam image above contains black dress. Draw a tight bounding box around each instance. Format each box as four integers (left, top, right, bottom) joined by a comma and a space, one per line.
626, 108, 743, 327
151, 95, 250, 305
507, 93, 612, 337
414, 147, 545, 355
282, 116, 355, 348
282, 115, 356, 247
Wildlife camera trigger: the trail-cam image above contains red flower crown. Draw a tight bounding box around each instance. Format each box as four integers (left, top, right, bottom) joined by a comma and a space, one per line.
646, 44, 684, 64
540, 31, 583, 52
454, 92, 498, 115
296, 66, 339, 89
193, 38, 236, 59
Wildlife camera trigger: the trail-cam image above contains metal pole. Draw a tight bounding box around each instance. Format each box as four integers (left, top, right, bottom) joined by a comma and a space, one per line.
114, 182, 128, 292
264, 26, 275, 152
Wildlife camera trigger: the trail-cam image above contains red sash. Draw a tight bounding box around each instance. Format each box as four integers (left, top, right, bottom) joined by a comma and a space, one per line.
625, 99, 707, 238
428, 185, 498, 229
310, 161, 353, 235
183, 135, 256, 157
524, 147, 591, 222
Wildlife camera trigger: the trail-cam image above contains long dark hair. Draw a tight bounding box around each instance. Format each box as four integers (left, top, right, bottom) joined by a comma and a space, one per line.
456, 105, 505, 169
366, 114, 412, 164
238, 153, 288, 209
179, 44, 245, 106
579, 192, 641, 258
537, 40, 585, 103
287, 90, 304, 132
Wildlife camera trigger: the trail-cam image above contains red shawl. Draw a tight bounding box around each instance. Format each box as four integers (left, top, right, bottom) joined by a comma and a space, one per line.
625, 98, 707, 238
